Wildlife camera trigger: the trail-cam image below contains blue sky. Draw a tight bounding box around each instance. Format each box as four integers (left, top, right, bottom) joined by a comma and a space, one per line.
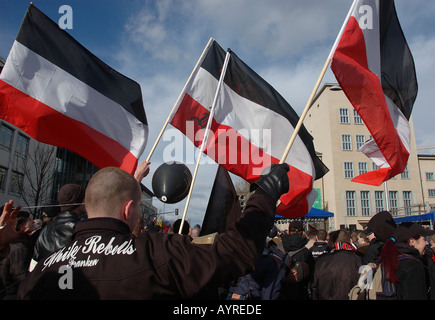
1, 0, 434, 225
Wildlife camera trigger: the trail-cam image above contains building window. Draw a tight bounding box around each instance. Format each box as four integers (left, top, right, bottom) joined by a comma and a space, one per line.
403, 191, 412, 215
346, 191, 356, 216
9, 171, 24, 195
340, 108, 349, 124
356, 135, 365, 150
15, 134, 29, 159
375, 191, 384, 212
354, 109, 363, 124
373, 162, 378, 171
389, 191, 398, 216
361, 191, 370, 216
344, 162, 354, 179
358, 162, 368, 175
0, 166, 7, 191
429, 189, 435, 198
426, 172, 434, 181
400, 164, 409, 179
342, 134, 352, 150
0, 123, 14, 150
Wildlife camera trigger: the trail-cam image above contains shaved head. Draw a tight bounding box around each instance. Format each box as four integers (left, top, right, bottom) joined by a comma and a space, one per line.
85, 167, 141, 223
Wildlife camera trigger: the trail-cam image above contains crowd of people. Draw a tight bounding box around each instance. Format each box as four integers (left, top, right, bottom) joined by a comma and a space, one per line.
0, 160, 434, 300
251, 210, 435, 300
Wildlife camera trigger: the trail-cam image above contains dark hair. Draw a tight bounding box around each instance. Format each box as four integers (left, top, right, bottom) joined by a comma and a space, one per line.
16, 211, 30, 231
306, 229, 318, 238
173, 219, 190, 236
317, 229, 328, 241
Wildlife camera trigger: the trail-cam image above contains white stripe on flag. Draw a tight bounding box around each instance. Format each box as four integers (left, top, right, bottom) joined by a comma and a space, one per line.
186, 67, 314, 176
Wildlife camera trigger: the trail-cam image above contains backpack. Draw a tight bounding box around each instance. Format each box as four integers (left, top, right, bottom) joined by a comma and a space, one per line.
226, 243, 291, 300
349, 262, 394, 300
349, 255, 419, 300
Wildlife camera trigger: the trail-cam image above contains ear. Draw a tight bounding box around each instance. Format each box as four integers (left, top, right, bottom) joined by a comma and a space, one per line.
408, 238, 417, 247
121, 200, 135, 222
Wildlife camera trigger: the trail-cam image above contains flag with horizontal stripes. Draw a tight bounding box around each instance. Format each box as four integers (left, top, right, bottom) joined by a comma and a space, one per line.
200, 166, 242, 236
0, 4, 148, 175
330, 0, 417, 186
170, 39, 328, 218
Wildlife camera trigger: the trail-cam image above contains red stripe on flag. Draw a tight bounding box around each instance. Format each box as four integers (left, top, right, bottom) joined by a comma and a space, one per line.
0, 80, 138, 174
331, 16, 409, 185
171, 93, 314, 218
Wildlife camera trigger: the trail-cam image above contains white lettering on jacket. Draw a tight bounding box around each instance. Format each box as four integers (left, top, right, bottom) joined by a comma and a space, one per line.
42, 236, 136, 271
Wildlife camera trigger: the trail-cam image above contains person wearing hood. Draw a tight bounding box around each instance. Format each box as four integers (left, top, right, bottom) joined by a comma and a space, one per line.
363, 211, 397, 264
281, 220, 314, 300
378, 222, 435, 300
30, 183, 86, 271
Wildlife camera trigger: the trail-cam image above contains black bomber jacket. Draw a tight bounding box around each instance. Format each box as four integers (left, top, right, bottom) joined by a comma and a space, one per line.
18, 189, 275, 300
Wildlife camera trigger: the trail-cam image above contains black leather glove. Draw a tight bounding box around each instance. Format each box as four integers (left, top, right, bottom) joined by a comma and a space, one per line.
250, 164, 290, 202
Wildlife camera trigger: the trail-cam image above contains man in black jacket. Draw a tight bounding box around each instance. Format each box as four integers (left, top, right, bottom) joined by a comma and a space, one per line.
18, 163, 289, 299
29, 184, 86, 271
311, 230, 363, 300
281, 220, 314, 299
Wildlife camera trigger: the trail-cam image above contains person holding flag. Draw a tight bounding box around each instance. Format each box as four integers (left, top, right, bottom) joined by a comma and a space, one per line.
18, 161, 290, 299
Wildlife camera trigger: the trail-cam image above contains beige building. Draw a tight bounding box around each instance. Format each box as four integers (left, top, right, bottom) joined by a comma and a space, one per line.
419, 154, 435, 213
304, 83, 433, 231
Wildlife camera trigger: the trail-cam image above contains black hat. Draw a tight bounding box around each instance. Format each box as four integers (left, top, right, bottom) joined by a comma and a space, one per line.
362, 227, 373, 236
42, 206, 60, 218
393, 222, 435, 243
58, 184, 85, 212
367, 211, 397, 242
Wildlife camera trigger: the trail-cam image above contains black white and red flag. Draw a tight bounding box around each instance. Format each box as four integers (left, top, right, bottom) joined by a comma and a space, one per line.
170, 39, 328, 218
0, 4, 148, 174
330, 0, 418, 186
200, 166, 242, 236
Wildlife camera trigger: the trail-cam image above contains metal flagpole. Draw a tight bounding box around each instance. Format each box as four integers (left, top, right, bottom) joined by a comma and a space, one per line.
178, 50, 232, 234
145, 37, 215, 162
384, 181, 390, 211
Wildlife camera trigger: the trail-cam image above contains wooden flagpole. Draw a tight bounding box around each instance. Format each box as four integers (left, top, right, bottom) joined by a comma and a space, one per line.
279, 0, 356, 164
145, 37, 215, 162
178, 51, 231, 234
279, 58, 330, 163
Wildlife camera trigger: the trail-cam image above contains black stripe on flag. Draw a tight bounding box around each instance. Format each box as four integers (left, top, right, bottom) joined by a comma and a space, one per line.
16, 4, 147, 126
200, 40, 328, 181
225, 50, 328, 180
201, 166, 242, 236
380, 0, 418, 120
